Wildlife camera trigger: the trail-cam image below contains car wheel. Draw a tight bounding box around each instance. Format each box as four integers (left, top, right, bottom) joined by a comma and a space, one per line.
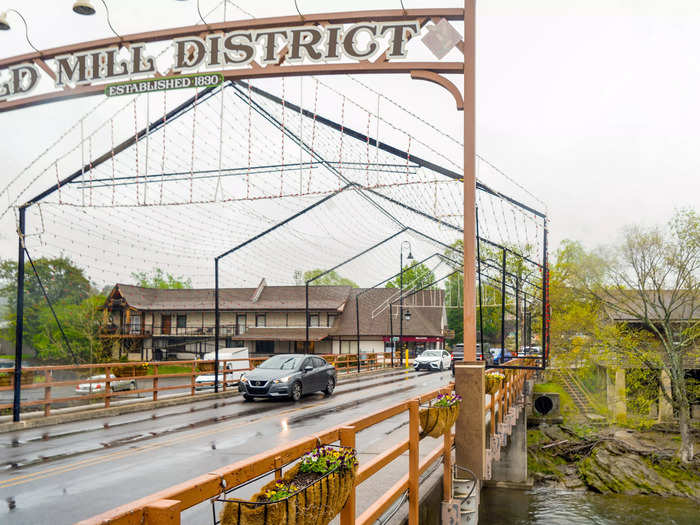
324, 377, 335, 396
290, 382, 302, 402
439, 362, 443, 372
243, 394, 254, 402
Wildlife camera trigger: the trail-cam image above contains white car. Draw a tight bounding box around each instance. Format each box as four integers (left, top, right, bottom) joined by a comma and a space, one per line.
75, 374, 136, 394
413, 350, 452, 372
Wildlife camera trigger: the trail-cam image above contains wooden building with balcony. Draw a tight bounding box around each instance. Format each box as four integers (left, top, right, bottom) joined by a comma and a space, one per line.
101, 281, 447, 361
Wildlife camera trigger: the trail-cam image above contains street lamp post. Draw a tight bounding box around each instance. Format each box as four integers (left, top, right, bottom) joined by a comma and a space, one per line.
399, 241, 413, 366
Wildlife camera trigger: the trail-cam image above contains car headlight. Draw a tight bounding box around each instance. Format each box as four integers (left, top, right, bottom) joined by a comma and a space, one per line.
240, 376, 247, 383
273, 375, 292, 384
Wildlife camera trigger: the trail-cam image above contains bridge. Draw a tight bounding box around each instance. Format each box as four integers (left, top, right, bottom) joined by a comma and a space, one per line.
0, 358, 533, 524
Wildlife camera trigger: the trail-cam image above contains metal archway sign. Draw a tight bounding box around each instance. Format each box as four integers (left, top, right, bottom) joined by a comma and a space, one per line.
5, 3, 482, 423
0, 8, 467, 113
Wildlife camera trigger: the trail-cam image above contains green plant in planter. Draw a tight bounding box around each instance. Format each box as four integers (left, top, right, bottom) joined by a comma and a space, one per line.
420, 393, 462, 438
485, 372, 505, 395
263, 481, 298, 502
220, 446, 358, 525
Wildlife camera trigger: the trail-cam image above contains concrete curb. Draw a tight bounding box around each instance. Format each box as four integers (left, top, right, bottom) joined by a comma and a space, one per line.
0, 367, 413, 434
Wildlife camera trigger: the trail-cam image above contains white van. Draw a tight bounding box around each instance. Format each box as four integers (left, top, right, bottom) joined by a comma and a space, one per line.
195, 347, 249, 391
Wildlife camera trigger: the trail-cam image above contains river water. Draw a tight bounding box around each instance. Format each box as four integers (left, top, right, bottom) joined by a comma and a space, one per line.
479, 487, 699, 525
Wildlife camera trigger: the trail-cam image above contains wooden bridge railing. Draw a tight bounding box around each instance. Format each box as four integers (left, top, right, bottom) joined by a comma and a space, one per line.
0, 352, 395, 417
76, 383, 455, 525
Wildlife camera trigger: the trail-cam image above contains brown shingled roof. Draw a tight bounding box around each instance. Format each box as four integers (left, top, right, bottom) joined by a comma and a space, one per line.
111, 284, 352, 311
331, 288, 445, 337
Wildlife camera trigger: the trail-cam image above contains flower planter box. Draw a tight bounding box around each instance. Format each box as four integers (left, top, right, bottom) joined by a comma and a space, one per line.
217, 446, 357, 525
485, 373, 503, 395
419, 393, 461, 438
419, 405, 460, 438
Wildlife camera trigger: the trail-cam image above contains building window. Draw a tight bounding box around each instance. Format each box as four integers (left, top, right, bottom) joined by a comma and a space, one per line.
176, 314, 187, 333
256, 314, 266, 327
236, 314, 247, 335
129, 314, 141, 335
309, 313, 319, 327
327, 314, 337, 327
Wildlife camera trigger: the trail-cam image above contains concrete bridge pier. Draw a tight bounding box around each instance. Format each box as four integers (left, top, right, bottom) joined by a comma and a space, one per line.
489, 408, 528, 486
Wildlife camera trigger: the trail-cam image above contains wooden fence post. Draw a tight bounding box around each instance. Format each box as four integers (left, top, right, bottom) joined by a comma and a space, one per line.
443, 429, 452, 502
340, 425, 356, 525
190, 362, 196, 396
43, 369, 52, 417
105, 366, 112, 409
408, 399, 420, 525
153, 364, 158, 402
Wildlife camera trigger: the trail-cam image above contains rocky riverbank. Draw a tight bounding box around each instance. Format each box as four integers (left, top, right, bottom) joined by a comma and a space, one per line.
528, 424, 700, 501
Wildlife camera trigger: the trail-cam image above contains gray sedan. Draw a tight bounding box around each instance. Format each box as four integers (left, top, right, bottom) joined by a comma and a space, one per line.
238, 354, 336, 402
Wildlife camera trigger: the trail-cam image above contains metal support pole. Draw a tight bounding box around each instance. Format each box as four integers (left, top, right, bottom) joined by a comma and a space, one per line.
542, 219, 548, 368
305, 283, 309, 354
500, 248, 506, 358
515, 278, 519, 356
389, 303, 394, 367
355, 295, 360, 373
214, 258, 220, 393
13, 206, 26, 422
399, 250, 404, 366
524, 303, 529, 347
476, 207, 484, 355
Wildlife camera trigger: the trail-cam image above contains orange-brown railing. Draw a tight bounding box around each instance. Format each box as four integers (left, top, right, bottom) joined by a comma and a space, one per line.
76, 382, 455, 525
485, 359, 534, 438
0, 352, 395, 417
73, 361, 532, 525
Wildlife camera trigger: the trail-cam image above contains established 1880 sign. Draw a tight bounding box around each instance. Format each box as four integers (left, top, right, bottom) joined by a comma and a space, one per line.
0, 21, 421, 101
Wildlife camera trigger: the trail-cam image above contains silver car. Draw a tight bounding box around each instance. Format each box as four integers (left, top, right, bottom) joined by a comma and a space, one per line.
75, 374, 136, 394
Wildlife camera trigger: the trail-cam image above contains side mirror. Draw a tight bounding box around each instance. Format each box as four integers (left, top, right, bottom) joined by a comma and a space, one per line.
304, 365, 313, 372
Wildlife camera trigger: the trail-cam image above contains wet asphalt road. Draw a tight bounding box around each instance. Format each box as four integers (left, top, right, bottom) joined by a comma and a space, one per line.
0, 369, 452, 525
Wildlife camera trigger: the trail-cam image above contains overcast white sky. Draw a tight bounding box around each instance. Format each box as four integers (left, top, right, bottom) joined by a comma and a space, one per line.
0, 0, 698, 275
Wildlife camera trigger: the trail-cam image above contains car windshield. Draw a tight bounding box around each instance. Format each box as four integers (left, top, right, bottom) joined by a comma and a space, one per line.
258, 355, 303, 370
89, 375, 106, 379
421, 350, 442, 357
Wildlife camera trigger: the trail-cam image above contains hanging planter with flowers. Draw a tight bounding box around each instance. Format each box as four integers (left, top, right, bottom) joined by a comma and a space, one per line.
419, 393, 462, 438
485, 372, 505, 395
218, 445, 358, 525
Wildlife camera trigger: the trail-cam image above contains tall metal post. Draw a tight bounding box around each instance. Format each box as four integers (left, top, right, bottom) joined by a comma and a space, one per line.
13, 206, 26, 422
515, 277, 519, 356
476, 207, 484, 356
214, 257, 220, 393
389, 303, 394, 367
542, 219, 548, 368
305, 283, 309, 354
355, 295, 361, 372
462, 0, 477, 362
500, 248, 506, 357
399, 250, 404, 365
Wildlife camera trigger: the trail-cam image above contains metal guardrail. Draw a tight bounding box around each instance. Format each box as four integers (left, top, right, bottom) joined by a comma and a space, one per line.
0, 353, 392, 417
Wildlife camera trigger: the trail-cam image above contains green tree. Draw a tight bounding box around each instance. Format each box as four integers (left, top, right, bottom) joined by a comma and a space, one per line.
386, 261, 436, 289
548, 239, 600, 365
571, 209, 699, 462
0, 256, 93, 355
303, 269, 358, 287
131, 268, 192, 289
32, 295, 111, 363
